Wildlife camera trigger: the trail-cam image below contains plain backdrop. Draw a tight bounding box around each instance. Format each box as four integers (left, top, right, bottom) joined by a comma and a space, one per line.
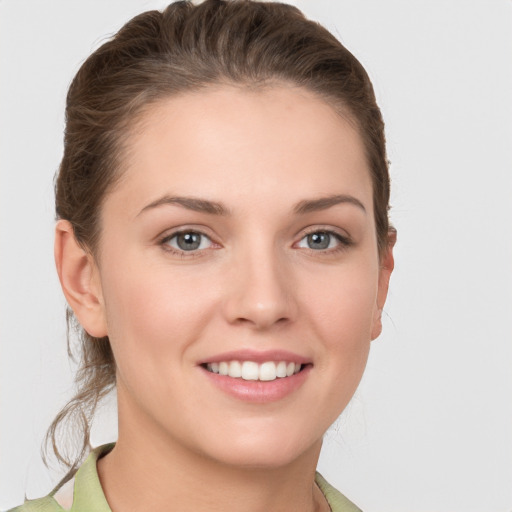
1, 1, 511, 511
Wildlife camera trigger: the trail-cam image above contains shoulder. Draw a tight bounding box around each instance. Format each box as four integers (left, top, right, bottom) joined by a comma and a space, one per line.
315, 472, 363, 512
7, 444, 114, 512
7, 496, 63, 512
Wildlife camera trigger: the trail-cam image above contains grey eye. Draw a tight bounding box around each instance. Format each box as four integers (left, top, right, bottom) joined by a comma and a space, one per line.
167, 231, 212, 251
297, 231, 339, 250
306, 232, 331, 249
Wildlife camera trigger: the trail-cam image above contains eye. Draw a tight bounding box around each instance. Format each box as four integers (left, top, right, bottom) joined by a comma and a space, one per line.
164, 231, 213, 252
297, 231, 346, 251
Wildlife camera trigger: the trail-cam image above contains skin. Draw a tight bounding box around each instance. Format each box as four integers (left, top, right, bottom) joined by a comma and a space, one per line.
55, 85, 394, 512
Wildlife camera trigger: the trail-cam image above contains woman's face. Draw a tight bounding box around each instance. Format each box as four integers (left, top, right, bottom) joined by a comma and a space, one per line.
89, 85, 392, 467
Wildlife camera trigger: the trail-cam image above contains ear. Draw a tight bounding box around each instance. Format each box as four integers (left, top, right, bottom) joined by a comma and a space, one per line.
54, 220, 108, 338
371, 228, 396, 340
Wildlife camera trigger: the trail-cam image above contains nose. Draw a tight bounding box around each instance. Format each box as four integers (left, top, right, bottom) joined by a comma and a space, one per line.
222, 244, 297, 330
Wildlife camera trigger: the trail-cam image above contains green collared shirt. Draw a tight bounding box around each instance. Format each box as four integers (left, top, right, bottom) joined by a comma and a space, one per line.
10, 445, 361, 512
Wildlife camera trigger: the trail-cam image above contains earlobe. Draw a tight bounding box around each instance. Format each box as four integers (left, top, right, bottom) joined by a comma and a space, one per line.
371, 228, 396, 340
54, 220, 107, 338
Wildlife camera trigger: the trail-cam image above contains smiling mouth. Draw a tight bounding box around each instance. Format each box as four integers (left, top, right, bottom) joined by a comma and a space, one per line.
202, 361, 305, 382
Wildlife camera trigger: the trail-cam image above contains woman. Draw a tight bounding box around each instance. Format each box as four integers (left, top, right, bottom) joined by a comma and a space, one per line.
11, 1, 394, 510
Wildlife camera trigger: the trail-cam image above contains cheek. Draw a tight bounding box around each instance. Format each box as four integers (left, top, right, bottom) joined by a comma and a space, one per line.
289, 264, 378, 432
99, 260, 219, 368
307, 261, 378, 328
98, 268, 221, 421
300, 260, 379, 367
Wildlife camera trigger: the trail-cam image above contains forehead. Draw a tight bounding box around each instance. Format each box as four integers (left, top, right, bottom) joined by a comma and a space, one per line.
112, 84, 373, 215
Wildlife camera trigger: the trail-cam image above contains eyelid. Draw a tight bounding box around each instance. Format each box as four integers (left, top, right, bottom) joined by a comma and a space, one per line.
157, 226, 221, 257
294, 226, 353, 252
156, 224, 217, 242
165, 231, 212, 250
296, 225, 352, 243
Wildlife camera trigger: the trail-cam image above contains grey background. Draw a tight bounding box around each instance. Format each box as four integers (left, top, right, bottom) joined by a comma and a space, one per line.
1, 1, 511, 511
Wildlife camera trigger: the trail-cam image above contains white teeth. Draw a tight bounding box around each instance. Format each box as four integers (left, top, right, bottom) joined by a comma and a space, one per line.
241, 361, 259, 380
228, 360, 242, 378
219, 361, 229, 376
259, 361, 276, 381
276, 361, 287, 378
206, 360, 303, 381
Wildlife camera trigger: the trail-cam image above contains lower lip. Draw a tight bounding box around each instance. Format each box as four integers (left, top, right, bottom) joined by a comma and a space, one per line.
201, 365, 311, 403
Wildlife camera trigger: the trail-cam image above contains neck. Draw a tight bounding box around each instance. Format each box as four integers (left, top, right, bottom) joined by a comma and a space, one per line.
97, 409, 327, 512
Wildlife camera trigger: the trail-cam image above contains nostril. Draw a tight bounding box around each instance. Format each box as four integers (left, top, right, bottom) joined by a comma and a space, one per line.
233, 315, 290, 328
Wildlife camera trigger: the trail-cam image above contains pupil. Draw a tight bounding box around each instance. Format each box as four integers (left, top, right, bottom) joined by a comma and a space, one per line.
178, 232, 201, 250
308, 232, 330, 250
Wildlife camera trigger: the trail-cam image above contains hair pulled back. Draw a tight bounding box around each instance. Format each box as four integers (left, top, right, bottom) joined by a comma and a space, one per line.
49, 0, 391, 476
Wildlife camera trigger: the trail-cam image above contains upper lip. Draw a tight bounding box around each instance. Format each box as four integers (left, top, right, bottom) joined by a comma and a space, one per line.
198, 349, 311, 365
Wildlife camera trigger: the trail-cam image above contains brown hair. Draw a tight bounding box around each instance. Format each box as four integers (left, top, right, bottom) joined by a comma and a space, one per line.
47, 0, 391, 477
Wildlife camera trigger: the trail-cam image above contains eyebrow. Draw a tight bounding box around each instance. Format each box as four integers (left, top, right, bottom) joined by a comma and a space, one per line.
293, 194, 366, 215
138, 193, 366, 217
138, 195, 230, 217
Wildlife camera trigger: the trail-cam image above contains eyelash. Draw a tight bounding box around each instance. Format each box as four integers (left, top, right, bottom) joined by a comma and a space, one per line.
158, 227, 353, 258
296, 228, 353, 255
159, 229, 216, 258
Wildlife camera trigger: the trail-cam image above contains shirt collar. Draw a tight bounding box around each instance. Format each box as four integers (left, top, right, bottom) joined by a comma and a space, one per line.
70, 443, 114, 512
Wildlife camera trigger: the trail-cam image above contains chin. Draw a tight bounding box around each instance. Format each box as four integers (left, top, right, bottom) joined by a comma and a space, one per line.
194, 425, 323, 470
